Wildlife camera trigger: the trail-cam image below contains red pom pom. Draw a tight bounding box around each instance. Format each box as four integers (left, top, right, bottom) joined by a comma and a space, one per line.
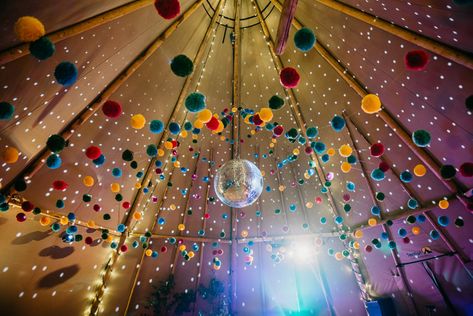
21, 201, 34, 212
305, 146, 313, 154
120, 244, 128, 253
102, 100, 122, 118
154, 0, 181, 19
370, 143, 385, 157
155, 168, 162, 174
402, 237, 410, 244
122, 201, 131, 209
252, 114, 263, 126
206, 116, 219, 131
379, 161, 390, 172
273, 125, 284, 137
85, 146, 101, 160
204, 213, 210, 219
161, 246, 167, 253
364, 245, 372, 253
459, 162, 473, 177
16, 213, 27, 222
280, 67, 300, 88
53, 180, 68, 191
405, 50, 429, 71
85, 236, 93, 245
93, 204, 101, 212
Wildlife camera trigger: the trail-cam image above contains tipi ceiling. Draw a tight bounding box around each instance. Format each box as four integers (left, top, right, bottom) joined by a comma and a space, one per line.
0, 0, 472, 315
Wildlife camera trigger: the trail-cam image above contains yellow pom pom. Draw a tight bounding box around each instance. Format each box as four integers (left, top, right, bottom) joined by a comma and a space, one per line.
354, 230, 363, 239
135, 182, 141, 189
327, 148, 335, 156
180, 130, 188, 138
145, 249, 153, 257
173, 161, 180, 168
361, 94, 382, 114
244, 116, 251, 124
177, 224, 185, 231
241, 230, 249, 238
368, 218, 377, 227
335, 252, 344, 261
131, 114, 146, 129
341, 161, 351, 173
158, 148, 165, 156
197, 109, 212, 123
306, 202, 313, 208
133, 212, 142, 220
213, 264, 221, 270
111, 183, 120, 193
170, 204, 176, 211
353, 241, 360, 249
438, 199, 449, 209
214, 121, 224, 133
278, 185, 285, 192
250, 130, 256, 135
412, 226, 421, 235
232, 107, 238, 113
269, 143, 275, 148
60, 217, 68, 225
194, 119, 204, 129
87, 220, 96, 228
339, 144, 352, 157
2, 147, 19, 163
39, 216, 50, 226
188, 251, 195, 258
259, 108, 273, 122
83, 176, 95, 187
413, 164, 427, 177
293, 148, 300, 155
164, 141, 173, 150
15, 16, 45, 42
179, 245, 186, 251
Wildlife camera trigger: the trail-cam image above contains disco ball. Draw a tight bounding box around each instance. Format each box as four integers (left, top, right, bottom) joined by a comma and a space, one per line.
214, 159, 263, 208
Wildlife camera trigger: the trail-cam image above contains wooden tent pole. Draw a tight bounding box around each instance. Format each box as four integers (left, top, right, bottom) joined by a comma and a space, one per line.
0, 0, 204, 198
314, 0, 473, 70
344, 115, 472, 273
269, 0, 471, 210
170, 152, 202, 275
0, 0, 154, 65
344, 113, 420, 315
229, 0, 242, 313
253, 0, 372, 301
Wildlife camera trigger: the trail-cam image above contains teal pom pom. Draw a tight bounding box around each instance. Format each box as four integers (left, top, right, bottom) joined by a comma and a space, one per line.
29, 36, 55, 60
0, 102, 15, 120
371, 168, 385, 181
46, 134, 66, 153
169, 122, 181, 135
294, 27, 316, 52
306, 126, 318, 138
330, 115, 345, 131
400, 170, 413, 183
412, 129, 431, 147
150, 120, 164, 133
55, 62, 78, 86
268, 95, 285, 110
185, 92, 206, 112
171, 54, 193, 77
146, 144, 158, 157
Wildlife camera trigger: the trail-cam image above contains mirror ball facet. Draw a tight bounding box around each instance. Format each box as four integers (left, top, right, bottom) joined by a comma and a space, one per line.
214, 159, 263, 208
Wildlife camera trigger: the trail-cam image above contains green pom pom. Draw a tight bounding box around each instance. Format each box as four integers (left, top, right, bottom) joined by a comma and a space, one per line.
268, 95, 285, 110
0, 102, 15, 120
440, 164, 456, 180
46, 134, 66, 153
171, 54, 194, 77
294, 27, 316, 52
376, 192, 385, 201
122, 149, 133, 161
306, 127, 318, 138
185, 92, 206, 112
146, 144, 158, 157
29, 36, 55, 60
14, 179, 27, 192
82, 194, 92, 202
412, 129, 431, 147
286, 128, 298, 139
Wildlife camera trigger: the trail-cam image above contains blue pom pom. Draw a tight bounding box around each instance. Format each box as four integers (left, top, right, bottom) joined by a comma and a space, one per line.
184, 121, 192, 131
158, 217, 165, 225
112, 167, 122, 178
150, 120, 164, 133
398, 228, 407, 237
346, 181, 356, 191
46, 154, 62, 169
294, 27, 316, 52
412, 129, 431, 147
93, 154, 105, 166
438, 215, 449, 227
67, 212, 76, 221
29, 36, 55, 60
330, 115, 345, 132
417, 214, 426, 223
400, 170, 413, 183
371, 168, 385, 181
155, 160, 162, 167
54, 61, 78, 87
430, 230, 440, 240
146, 144, 158, 157
380, 232, 389, 240
371, 206, 380, 215
185, 92, 206, 112
321, 154, 330, 163
117, 224, 126, 233
335, 216, 343, 224
306, 126, 318, 138
169, 122, 181, 135
0, 102, 15, 120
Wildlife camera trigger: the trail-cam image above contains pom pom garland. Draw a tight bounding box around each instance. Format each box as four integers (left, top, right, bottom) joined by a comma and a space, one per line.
154, 0, 181, 19
294, 27, 316, 52
0, 102, 15, 120
102, 100, 122, 118
29, 37, 55, 60
185, 92, 206, 113
54, 62, 78, 87
15, 16, 45, 42
279, 67, 300, 88
170, 54, 193, 77
405, 50, 429, 71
